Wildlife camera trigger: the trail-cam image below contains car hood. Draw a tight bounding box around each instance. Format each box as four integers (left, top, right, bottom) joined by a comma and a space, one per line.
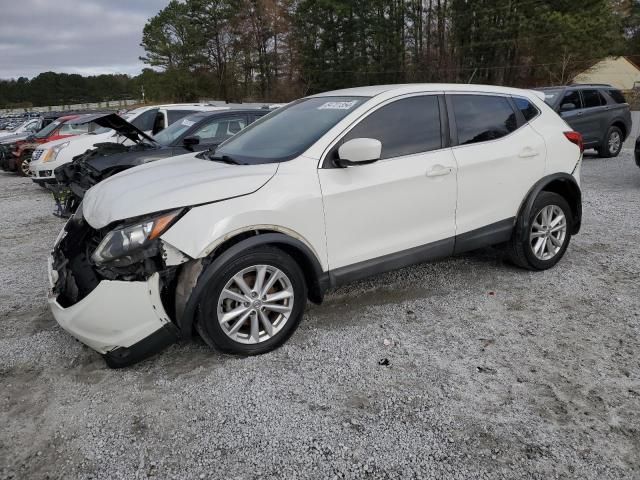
0, 132, 30, 144
82, 154, 279, 229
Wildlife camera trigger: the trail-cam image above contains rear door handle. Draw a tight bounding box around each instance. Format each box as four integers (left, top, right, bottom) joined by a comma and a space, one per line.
426, 166, 453, 177
519, 148, 540, 159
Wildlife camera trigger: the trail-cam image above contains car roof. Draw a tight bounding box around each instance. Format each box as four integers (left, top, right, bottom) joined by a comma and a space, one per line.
310, 83, 540, 99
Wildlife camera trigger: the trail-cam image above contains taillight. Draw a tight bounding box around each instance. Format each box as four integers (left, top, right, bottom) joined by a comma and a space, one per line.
564, 131, 584, 153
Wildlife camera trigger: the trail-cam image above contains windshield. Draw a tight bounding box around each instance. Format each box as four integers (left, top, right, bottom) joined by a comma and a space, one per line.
34, 120, 61, 139
537, 88, 563, 106
153, 115, 198, 146
214, 97, 369, 163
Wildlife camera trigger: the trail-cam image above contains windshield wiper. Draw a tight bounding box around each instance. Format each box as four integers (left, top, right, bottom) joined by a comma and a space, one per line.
205, 151, 244, 165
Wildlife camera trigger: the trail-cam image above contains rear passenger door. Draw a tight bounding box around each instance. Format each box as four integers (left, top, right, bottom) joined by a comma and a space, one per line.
448, 94, 546, 239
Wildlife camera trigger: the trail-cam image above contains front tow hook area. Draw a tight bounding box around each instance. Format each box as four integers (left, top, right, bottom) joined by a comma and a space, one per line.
103, 323, 180, 368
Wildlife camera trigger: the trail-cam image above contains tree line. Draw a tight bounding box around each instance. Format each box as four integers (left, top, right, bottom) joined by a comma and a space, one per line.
1, 0, 638, 108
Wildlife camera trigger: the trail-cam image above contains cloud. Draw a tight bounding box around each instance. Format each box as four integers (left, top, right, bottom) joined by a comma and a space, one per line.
0, 0, 170, 79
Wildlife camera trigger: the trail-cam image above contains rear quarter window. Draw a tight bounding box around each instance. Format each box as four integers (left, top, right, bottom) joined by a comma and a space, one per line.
606, 89, 627, 104
513, 97, 540, 122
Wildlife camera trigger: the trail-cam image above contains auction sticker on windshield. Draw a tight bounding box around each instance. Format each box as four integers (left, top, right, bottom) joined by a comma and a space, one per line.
318, 101, 358, 110
181, 119, 195, 127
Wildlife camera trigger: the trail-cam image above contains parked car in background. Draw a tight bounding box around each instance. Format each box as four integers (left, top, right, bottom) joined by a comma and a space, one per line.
10, 114, 102, 176
635, 136, 640, 168
536, 84, 631, 158
55, 108, 270, 208
0, 113, 66, 171
0, 117, 41, 140
30, 104, 236, 186
48, 84, 583, 367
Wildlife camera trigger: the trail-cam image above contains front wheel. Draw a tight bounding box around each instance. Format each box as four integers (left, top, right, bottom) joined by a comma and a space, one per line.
508, 192, 572, 270
598, 126, 623, 158
18, 154, 32, 177
195, 246, 307, 355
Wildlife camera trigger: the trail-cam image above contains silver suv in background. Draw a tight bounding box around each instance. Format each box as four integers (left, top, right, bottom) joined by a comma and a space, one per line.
536, 84, 631, 158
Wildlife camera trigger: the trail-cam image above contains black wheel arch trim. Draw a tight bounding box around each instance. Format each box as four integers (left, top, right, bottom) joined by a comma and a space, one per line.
516, 173, 582, 242
178, 232, 327, 338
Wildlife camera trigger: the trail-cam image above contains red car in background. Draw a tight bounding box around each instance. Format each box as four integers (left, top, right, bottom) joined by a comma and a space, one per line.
10, 114, 90, 176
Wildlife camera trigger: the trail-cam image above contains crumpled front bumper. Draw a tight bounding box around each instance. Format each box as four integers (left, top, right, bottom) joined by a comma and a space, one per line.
48, 259, 177, 362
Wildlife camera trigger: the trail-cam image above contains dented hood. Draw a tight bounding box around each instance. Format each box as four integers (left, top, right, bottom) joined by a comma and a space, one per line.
83, 153, 278, 229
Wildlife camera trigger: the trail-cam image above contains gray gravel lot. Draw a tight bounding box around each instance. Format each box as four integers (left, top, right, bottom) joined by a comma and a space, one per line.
1, 150, 640, 480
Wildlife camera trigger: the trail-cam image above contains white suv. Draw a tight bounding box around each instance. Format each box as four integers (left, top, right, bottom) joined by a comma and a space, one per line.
48, 84, 583, 367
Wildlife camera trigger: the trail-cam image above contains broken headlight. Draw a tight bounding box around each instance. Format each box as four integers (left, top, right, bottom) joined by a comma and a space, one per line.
91, 209, 183, 264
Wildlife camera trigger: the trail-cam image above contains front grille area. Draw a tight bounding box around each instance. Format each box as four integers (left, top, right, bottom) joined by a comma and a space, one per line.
31, 149, 43, 162
39, 170, 52, 177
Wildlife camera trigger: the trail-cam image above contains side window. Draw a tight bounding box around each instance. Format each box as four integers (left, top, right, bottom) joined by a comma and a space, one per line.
59, 122, 89, 135
582, 89, 604, 108
452, 95, 518, 146
561, 91, 582, 110
343, 95, 441, 159
167, 110, 195, 125
130, 109, 158, 132
607, 89, 627, 104
513, 97, 540, 122
192, 116, 247, 144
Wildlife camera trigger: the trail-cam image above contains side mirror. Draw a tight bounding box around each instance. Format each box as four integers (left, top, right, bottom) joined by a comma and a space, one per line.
183, 136, 200, 148
560, 102, 576, 112
336, 138, 382, 167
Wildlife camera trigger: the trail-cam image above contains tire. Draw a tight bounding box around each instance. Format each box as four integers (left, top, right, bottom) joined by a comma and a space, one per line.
17, 153, 31, 177
598, 126, 623, 158
195, 246, 307, 355
508, 192, 572, 271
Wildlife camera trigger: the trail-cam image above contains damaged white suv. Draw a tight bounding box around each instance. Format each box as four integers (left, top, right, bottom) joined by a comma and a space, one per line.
48, 84, 583, 367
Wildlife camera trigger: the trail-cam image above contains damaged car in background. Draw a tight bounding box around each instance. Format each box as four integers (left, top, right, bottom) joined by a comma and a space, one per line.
54, 108, 270, 214
48, 84, 583, 368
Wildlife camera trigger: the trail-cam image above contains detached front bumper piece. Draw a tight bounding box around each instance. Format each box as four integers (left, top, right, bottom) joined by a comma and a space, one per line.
49, 266, 178, 367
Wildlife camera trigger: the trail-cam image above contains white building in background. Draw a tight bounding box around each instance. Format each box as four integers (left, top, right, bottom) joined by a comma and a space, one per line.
573, 56, 640, 91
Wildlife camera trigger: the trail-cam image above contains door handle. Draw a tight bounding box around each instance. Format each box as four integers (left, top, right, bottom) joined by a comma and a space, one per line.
519, 148, 540, 159
426, 166, 453, 177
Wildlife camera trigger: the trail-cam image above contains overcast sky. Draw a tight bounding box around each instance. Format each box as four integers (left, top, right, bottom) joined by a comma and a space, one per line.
0, 0, 170, 80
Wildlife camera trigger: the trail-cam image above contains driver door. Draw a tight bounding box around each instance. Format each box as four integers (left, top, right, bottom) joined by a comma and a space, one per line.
318, 94, 458, 275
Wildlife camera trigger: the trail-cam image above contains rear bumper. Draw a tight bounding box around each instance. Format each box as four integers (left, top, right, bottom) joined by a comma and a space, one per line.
48, 263, 176, 357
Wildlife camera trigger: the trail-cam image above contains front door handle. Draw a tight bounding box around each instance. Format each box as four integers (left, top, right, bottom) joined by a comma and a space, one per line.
426, 165, 453, 177
519, 148, 540, 158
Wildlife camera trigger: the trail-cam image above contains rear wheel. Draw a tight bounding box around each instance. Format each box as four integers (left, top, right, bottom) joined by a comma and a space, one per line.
508, 192, 572, 270
598, 126, 623, 158
195, 246, 307, 355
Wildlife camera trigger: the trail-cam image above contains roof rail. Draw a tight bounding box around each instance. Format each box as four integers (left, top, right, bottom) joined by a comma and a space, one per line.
569, 83, 614, 88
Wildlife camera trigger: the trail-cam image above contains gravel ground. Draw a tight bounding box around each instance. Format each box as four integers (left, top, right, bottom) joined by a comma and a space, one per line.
1, 150, 639, 480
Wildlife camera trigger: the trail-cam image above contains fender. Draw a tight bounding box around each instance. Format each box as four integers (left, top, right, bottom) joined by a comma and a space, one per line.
516, 172, 582, 242
178, 232, 328, 338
